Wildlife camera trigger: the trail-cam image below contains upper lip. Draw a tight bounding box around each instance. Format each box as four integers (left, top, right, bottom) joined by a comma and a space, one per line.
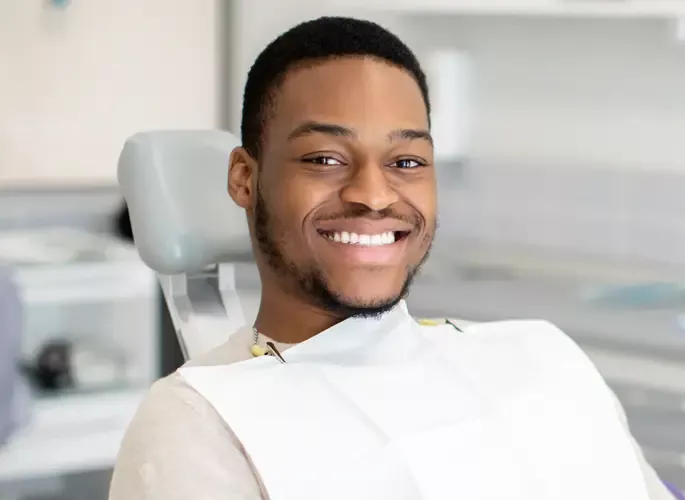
314, 219, 415, 234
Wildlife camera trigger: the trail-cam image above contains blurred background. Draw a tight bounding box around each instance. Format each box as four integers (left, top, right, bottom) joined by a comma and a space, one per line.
1, 0, 685, 498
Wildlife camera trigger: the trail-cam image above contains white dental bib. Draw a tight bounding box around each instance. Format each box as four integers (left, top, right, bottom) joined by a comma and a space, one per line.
180, 303, 649, 500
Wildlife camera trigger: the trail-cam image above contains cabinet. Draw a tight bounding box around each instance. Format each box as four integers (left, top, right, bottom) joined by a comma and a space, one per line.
0, 1, 219, 186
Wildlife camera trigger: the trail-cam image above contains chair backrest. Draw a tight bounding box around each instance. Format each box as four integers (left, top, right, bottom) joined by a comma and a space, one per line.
118, 130, 253, 360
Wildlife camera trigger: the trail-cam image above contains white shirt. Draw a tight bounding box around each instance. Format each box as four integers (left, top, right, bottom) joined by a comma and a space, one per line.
109, 324, 674, 500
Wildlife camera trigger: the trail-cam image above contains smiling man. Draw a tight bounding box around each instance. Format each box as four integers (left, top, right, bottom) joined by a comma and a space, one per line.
109, 16, 676, 500
232, 41, 436, 339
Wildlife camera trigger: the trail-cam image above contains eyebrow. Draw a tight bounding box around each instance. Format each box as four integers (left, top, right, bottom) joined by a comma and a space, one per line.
388, 128, 433, 146
287, 121, 354, 142
287, 120, 433, 146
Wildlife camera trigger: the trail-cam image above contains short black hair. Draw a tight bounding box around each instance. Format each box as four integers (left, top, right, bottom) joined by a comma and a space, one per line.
240, 16, 431, 159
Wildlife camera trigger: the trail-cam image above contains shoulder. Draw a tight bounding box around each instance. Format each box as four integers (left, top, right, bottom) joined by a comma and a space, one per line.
460, 319, 601, 370
125, 371, 220, 427
112, 373, 235, 468
462, 318, 574, 347
109, 372, 260, 499
418, 317, 602, 390
112, 325, 254, 462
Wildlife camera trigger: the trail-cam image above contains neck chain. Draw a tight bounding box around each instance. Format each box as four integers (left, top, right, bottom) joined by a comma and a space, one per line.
251, 327, 287, 363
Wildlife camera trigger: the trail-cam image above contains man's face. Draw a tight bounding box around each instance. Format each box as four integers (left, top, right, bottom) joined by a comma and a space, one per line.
241, 57, 436, 317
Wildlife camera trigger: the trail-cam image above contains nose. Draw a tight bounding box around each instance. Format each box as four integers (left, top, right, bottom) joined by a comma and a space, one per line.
340, 162, 400, 211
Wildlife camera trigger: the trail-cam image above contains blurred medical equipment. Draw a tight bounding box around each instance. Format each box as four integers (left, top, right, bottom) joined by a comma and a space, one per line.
0, 228, 156, 496
0, 228, 158, 392
25, 338, 74, 391
20, 335, 130, 393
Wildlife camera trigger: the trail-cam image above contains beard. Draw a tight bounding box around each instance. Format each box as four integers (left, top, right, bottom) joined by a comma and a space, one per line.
252, 187, 433, 319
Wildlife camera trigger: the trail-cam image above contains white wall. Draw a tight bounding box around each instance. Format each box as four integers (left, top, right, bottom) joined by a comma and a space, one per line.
0, 1, 220, 186
401, 15, 685, 171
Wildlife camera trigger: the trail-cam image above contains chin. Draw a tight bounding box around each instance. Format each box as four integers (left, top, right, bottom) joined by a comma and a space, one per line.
323, 282, 409, 317
310, 267, 417, 317
330, 275, 408, 302
341, 291, 403, 308
333, 294, 404, 319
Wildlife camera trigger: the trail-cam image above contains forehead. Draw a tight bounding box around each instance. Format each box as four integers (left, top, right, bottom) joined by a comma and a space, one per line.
268, 57, 429, 136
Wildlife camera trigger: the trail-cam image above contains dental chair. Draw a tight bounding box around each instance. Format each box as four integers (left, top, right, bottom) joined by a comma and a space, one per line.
118, 130, 685, 499
118, 130, 254, 361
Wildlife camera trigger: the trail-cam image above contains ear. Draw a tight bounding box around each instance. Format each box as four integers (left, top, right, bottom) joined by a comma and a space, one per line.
228, 147, 257, 210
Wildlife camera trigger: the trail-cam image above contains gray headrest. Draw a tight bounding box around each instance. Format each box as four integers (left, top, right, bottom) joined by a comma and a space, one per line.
118, 130, 252, 275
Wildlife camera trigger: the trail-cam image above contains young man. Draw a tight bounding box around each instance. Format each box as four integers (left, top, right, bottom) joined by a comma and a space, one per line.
109, 17, 676, 500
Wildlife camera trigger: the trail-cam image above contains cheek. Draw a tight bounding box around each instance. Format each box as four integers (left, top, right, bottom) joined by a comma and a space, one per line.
401, 182, 437, 225
266, 178, 325, 241
277, 172, 335, 212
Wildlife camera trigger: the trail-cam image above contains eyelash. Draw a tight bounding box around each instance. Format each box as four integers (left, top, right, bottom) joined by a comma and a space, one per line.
394, 158, 424, 169
303, 156, 426, 169
304, 156, 343, 166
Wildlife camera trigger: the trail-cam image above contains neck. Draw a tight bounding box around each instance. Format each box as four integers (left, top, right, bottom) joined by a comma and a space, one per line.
254, 285, 344, 344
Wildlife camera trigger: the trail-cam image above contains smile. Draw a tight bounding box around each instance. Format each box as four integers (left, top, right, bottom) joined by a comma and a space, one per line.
317, 230, 410, 247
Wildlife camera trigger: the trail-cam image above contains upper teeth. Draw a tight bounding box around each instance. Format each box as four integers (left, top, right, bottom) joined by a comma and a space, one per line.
325, 231, 396, 246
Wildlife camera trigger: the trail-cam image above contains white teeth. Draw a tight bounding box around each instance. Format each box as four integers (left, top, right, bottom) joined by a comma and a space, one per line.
324, 231, 397, 246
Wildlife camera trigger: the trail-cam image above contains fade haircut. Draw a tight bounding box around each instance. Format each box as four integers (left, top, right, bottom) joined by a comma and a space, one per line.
240, 16, 431, 159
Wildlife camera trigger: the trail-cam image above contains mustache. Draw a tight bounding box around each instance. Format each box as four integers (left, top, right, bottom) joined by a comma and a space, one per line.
315, 205, 421, 228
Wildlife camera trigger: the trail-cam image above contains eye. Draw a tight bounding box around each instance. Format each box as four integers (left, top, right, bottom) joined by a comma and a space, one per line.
392, 158, 425, 169
302, 156, 344, 166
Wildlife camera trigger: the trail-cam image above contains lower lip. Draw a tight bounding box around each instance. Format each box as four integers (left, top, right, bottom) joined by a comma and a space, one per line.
318, 234, 409, 265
